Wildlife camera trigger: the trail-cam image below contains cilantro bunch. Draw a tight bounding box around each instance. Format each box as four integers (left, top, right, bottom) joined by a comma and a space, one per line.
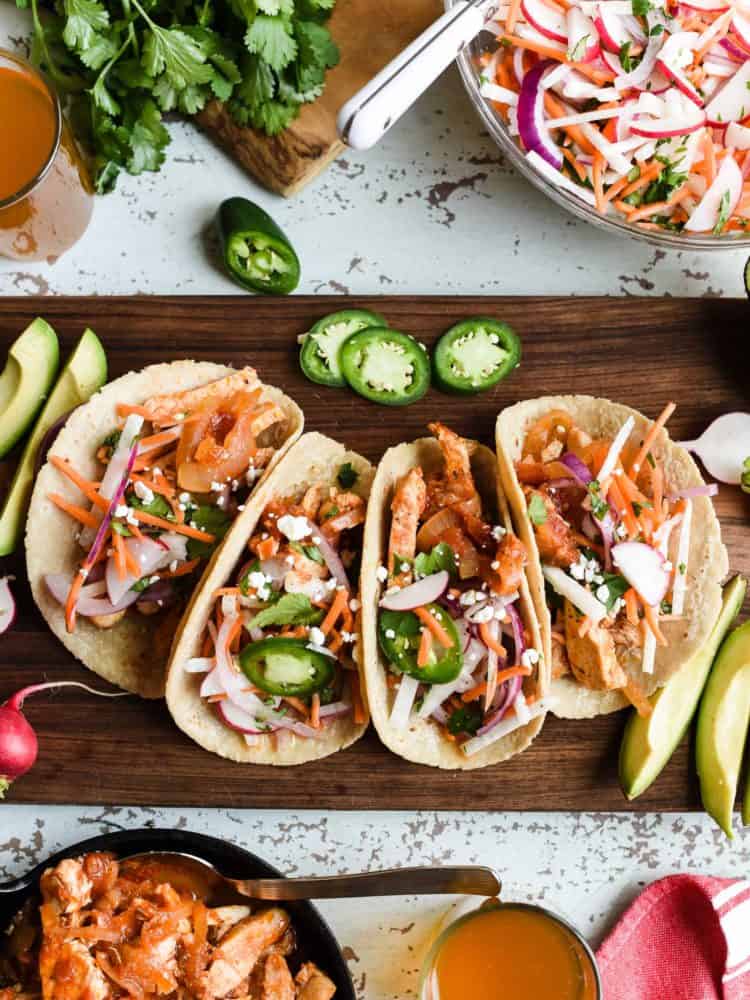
17, 0, 339, 192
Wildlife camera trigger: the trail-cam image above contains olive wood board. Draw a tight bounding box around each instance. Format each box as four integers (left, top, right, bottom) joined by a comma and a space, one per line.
196, 0, 441, 196
0, 295, 747, 810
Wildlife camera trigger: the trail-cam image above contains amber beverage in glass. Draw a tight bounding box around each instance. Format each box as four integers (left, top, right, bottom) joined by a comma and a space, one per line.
0, 49, 93, 261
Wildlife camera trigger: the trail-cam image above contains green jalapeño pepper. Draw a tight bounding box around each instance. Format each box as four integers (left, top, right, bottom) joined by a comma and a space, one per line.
433, 317, 521, 394
340, 327, 430, 406
217, 198, 300, 295
300, 309, 388, 387
378, 604, 463, 684
240, 637, 334, 697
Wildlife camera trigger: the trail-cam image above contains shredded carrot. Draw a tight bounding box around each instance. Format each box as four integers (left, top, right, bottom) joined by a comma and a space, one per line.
214, 587, 241, 597
414, 606, 453, 648
505, 0, 522, 34
351, 672, 366, 724
417, 625, 433, 668
112, 531, 127, 580
619, 161, 661, 200
623, 187, 691, 224
628, 402, 676, 480
122, 543, 142, 579
255, 536, 278, 561
116, 403, 152, 420
479, 622, 508, 658
135, 427, 182, 453
321, 588, 348, 636
544, 93, 597, 155
49, 456, 108, 509
462, 680, 487, 703
328, 629, 344, 654
644, 603, 668, 646
158, 558, 202, 580
592, 151, 606, 214
310, 693, 321, 729
462, 666, 531, 703
48, 493, 99, 528
283, 696, 309, 717
624, 588, 639, 626
224, 616, 243, 652
561, 146, 587, 183
65, 570, 86, 632
608, 478, 639, 538
131, 509, 214, 542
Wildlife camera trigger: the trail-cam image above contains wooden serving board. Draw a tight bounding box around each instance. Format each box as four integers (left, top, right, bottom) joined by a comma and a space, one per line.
196, 0, 441, 196
1, 295, 748, 810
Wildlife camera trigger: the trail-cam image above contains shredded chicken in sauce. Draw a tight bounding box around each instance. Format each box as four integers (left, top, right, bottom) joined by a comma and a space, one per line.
0, 855, 336, 1000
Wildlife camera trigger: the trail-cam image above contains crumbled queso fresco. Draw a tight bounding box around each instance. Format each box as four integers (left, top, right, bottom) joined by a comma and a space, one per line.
277, 514, 311, 541
570, 553, 603, 586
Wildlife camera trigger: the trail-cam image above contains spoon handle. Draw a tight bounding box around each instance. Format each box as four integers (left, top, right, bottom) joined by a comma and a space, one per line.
337, 0, 498, 151
233, 866, 501, 901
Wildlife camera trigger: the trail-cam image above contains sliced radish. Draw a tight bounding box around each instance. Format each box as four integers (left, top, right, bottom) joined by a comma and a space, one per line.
216, 699, 273, 734
614, 33, 663, 92
656, 31, 704, 106
681, 0, 728, 11
594, 6, 637, 53
726, 120, 750, 148
685, 153, 743, 230
380, 570, 449, 611
517, 21, 567, 54
0, 577, 16, 635
522, 0, 568, 45
567, 7, 600, 62
630, 102, 706, 137
705, 61, 750, 125
733, 11, 750, 51
517, 59, 565, 169
526, 149, 598, 205
612, 542, 671, 606
45, 573, 139, 616
621, 13, 648, 45
657, 59, 705, 105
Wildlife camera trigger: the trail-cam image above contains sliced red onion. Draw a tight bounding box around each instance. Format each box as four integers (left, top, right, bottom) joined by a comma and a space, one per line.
379, 571, 449, 611
34, 409, 75, 477
518, 59, 564, 170
521, 0, 567, 45
705, 60, 750, 125
106, 534, 173, 605
0, 576, 16, 635
216, 699, 267, 734
318, 700, 352, 719
259, 557, 289, 586
546, 477, 577, 489
612, 541, 671, 606
464, 637, 488, 672
561, 452, 593, 485
45, 573, 139, 616
733, 11, 750, 50
506, 601, 527, 662
720, 36, 750, 62
302, 518, 350, 592
200, 667, 224, 698
136, 578, 176, 609
666, 483, 719, 500
273, 715, 321, 739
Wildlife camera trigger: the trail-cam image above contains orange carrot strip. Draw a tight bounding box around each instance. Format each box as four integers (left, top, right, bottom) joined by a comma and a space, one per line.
505, 0, 523, 34
562, 146, 587, 182
644, 603, 668, 646
116, 403, 152, 419
48, 493, 99, 528
112, 531, 127, 580
608, 478, 639, 538
310, 693, 321, 729
214, 587, 241, 597
624, 187, 690, 224
135, 427, 182, 453
462, 680, 487, 703
417, 625, 433, 667
628, 402, 676, 480
49, 456, 108, 509
283, 696, 308, 717
624, 588, 639, 626
159, 558, 202, 580
351, 672, 367, 724
479, 622, 508, 658
414, 606, 453, 648
255, 537, 278, 561
593, 151, 606, 214
321, 588, 348, 636
619, 161, 661, 200
131, 509, 214, 541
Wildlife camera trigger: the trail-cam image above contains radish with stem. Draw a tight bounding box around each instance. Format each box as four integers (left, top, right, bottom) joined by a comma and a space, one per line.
0, 682, 128, 796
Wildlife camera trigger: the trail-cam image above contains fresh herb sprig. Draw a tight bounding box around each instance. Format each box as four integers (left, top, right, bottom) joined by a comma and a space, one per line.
17, 0, 339, 192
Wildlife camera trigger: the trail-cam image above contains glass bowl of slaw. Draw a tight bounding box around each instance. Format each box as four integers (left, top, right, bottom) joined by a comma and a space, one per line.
448, 0, 750, 250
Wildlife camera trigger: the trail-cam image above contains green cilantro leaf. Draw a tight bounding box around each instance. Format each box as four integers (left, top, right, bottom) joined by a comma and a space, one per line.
337, 462, 359, 489
588, 480, 610, 520
185, 503, 232, 559
141, 24, 214, 90
447, 704, 483, 736
247, 592, 324, 629
289, 540, 325, 565
413, 543, 457, 579
713, 189, 731, 235
597, 573, 630, 612
62, 0, 109, 51
245, 15, 297, 72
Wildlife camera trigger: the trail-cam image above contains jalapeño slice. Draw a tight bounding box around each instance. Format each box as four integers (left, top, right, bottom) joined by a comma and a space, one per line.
433, 317, 521, 394
240, 637, 334, 697
340, 327, 430, 406
378, 603, 463, 684
300, 309, 388, 387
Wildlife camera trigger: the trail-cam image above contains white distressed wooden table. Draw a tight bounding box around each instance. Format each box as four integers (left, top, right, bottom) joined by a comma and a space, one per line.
2, 8, 749, 998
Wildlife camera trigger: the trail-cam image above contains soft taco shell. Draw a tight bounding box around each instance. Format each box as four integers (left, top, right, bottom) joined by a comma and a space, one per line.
165, 431, 373, 765
496, 395, 728, 718
361, 437, 548, 770
26, 361, 303, 699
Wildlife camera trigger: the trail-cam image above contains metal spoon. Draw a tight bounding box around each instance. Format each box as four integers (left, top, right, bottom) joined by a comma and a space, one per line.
115, 852, 501, 902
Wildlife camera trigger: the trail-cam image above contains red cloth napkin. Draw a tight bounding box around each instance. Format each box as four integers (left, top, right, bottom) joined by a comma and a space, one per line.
596, 875, 750, 1000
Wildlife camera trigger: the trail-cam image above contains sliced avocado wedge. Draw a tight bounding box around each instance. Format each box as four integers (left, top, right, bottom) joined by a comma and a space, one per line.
619, 575, 746, 801
0, 328, 107, 556
696, 614, 750, 838
0, 318, 59, 458
744, 760, 750, 827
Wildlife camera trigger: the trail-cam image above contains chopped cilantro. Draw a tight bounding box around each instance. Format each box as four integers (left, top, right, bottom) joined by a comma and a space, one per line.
713, 189, 731, 235
598, 573, 629, 612
588, 480, 610, 521
646, 452, 656, 469
619, 41, 634, 72
678, 562, 687, 575
290, 540, 325, 565
661, 599, 673, 614
322, 504, 340, 521
247, 592, 323, 629
128, 492, 172, 520
185, 503, 232, 559
337, 462, 359, 489
447, 704, 483, 736
632, 0, 652, 14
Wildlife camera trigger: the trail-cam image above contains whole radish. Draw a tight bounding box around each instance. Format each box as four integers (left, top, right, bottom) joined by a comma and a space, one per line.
0, 682, 127, 797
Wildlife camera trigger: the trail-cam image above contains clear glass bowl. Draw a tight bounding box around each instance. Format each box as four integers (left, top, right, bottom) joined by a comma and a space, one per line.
447, 1, 750, 252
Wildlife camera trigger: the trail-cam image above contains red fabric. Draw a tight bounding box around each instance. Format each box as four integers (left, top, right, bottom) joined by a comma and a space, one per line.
596, 876, 750, 1000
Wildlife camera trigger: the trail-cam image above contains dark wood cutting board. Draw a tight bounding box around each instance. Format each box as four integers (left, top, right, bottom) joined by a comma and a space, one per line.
1, 295, 748, 810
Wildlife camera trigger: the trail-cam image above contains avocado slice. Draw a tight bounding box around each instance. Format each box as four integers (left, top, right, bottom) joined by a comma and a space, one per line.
0, 318, 59, 458
0, 328, 107, 556
696, 614, 750, 838
744, 758, 750, 827
619, 575, 746, 801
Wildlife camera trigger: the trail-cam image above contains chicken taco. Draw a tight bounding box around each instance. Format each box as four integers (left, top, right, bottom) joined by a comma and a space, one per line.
165, 432, 373, 765
496, 395, 727, 719
27, 362, 303, 698
361, 423, 550, 770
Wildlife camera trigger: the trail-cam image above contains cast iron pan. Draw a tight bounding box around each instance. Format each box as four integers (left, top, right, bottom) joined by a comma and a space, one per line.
0, 827, 355, 998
